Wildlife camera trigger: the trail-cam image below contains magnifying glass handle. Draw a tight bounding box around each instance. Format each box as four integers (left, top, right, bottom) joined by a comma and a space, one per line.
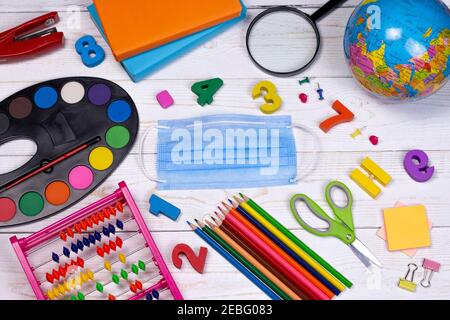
311, 0, 348, 22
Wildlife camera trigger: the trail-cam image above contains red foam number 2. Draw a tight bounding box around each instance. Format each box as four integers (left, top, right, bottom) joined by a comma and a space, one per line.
172, 243, 208, 274
319, 100, 355, 133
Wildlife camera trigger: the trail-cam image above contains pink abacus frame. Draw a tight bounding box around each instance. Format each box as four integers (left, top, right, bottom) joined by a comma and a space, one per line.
10, 181, 183, 300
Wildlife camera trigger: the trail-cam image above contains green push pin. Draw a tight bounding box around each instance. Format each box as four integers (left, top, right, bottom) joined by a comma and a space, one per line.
71, 295, 78, 300
120, 269, 128, 280
112, 274, 120, 284
138, 260, 146, 271
96, 282, 104, 293
298, 77, 310, 85
77, 292, 85, 300
131, 264, 139, 275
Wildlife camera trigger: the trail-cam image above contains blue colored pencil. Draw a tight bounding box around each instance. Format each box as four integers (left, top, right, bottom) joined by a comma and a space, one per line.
187, 221, 280, 300
229, 199, 341, 296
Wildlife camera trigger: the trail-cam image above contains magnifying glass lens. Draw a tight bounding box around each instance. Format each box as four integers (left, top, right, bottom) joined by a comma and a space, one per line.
247, 10, 319, 75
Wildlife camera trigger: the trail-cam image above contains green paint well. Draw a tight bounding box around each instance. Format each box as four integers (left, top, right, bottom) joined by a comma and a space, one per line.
105, 125, 130, 149
19, 192, 44, 216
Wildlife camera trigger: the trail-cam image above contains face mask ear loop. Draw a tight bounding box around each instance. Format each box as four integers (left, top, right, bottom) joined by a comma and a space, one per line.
290, 124, 322, 183
138, 125, 167, 184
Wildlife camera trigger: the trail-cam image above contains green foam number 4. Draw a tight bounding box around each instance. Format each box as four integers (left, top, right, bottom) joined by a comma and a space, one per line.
191, 78, 223, 106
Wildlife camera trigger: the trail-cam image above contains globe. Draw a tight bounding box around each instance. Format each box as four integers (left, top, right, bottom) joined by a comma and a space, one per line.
344, 0, 450, 101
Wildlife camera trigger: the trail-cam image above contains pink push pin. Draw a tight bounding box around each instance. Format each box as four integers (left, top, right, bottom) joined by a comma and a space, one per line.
299, 93, 308, 103
421, 258, 440, 288
369, 135, 379, 145
156, 90, 174, 109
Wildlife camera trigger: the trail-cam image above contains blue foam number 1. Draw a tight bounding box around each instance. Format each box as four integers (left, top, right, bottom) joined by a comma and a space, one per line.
75, 35, 105, 68
149, 195, 181, 221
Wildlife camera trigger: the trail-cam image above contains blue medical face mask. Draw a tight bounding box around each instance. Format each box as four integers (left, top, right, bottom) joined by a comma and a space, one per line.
139, 114, 319, 190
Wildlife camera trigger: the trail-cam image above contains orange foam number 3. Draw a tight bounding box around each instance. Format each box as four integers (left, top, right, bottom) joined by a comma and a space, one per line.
252, 80, 282, 114
171, 243, 208, 274
319, 100, 355, 133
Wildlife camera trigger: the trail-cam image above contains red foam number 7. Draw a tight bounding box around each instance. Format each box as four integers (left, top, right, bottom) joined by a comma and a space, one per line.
319, 100, 355, 133
172, 243, 208, 274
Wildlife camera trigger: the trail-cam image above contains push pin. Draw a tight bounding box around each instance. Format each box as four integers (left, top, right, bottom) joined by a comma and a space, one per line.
298, 77, 310, 85
316, 84, 324, 100
369, 135, 379, 146
299, 93, 308, 103
351, 127, 366, 139
398, 263, 418, 292
421, 258, 440, 288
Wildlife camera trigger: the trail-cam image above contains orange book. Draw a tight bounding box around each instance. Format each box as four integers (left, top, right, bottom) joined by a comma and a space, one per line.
93, 0, 243, 61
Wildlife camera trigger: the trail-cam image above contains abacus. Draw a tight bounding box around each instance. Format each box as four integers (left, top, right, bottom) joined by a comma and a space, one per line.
10, 181, 183, 300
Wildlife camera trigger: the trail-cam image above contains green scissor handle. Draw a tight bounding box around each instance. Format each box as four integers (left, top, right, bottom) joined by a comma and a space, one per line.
325, 180, 355, 231
289, 181, 356, 245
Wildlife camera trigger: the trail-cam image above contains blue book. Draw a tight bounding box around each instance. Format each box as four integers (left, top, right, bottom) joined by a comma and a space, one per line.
87, 3, 246, 82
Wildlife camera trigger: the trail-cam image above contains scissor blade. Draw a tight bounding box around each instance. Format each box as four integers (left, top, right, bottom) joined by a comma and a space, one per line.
350, 238, 383, 268
349, 244, 371, 268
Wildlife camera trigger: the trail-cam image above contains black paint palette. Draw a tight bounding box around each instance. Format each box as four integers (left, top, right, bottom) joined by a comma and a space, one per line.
0, 77, 138, 226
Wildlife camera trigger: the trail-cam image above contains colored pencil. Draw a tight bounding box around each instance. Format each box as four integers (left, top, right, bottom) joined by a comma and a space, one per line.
187, 221, 281, 300
238, 194, 352, 290
214, 215, 310, 300
199, 219, 295, 300
221, 202, 334, 299
219, 209, 329, 300
229, 199, 341, 296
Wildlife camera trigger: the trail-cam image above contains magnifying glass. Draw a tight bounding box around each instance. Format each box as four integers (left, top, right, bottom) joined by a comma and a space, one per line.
246, 0, 347, 77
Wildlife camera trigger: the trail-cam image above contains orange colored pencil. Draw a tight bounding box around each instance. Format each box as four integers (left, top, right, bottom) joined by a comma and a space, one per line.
220, 207, 329, 300
205, 220, 302, 300
223, 203, 334, 299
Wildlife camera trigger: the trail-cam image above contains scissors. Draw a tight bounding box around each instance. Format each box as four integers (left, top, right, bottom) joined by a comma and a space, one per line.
290, 180, 383, 268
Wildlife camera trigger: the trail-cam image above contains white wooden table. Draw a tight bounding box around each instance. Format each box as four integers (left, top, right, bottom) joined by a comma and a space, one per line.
0, 0, 449, 300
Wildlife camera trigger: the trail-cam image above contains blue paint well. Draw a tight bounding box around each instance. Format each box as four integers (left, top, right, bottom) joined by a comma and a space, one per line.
107, 100, 131, 123
34, 86, 58, 109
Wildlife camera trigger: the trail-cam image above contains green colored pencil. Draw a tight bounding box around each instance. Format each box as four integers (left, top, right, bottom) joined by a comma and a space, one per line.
240, 194, 353, 288
196, 219, 291, 300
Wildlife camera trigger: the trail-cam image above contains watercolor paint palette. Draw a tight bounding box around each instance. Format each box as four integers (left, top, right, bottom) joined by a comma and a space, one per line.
0, 77, 138, 226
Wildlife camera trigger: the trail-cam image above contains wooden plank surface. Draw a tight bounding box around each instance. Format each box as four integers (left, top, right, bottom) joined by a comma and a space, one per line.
0, 0, 449, 300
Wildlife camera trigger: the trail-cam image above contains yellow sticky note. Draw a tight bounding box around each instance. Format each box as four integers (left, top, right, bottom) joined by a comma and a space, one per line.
383, 205, 431, 251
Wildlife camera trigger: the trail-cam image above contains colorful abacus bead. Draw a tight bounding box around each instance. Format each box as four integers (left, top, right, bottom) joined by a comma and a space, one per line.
52, 252, 59, 263
116, 237, 123, 248
96, 282, 104, 293
104, 260, 112, 272
63, 247, 70, 258
112, 274, 120, 284
138, 260, 146, 271
118, 252, 126, 264
76, 239, 84, 251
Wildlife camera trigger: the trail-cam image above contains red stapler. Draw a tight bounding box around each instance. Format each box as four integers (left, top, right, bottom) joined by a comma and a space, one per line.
0, 12, 64, 62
